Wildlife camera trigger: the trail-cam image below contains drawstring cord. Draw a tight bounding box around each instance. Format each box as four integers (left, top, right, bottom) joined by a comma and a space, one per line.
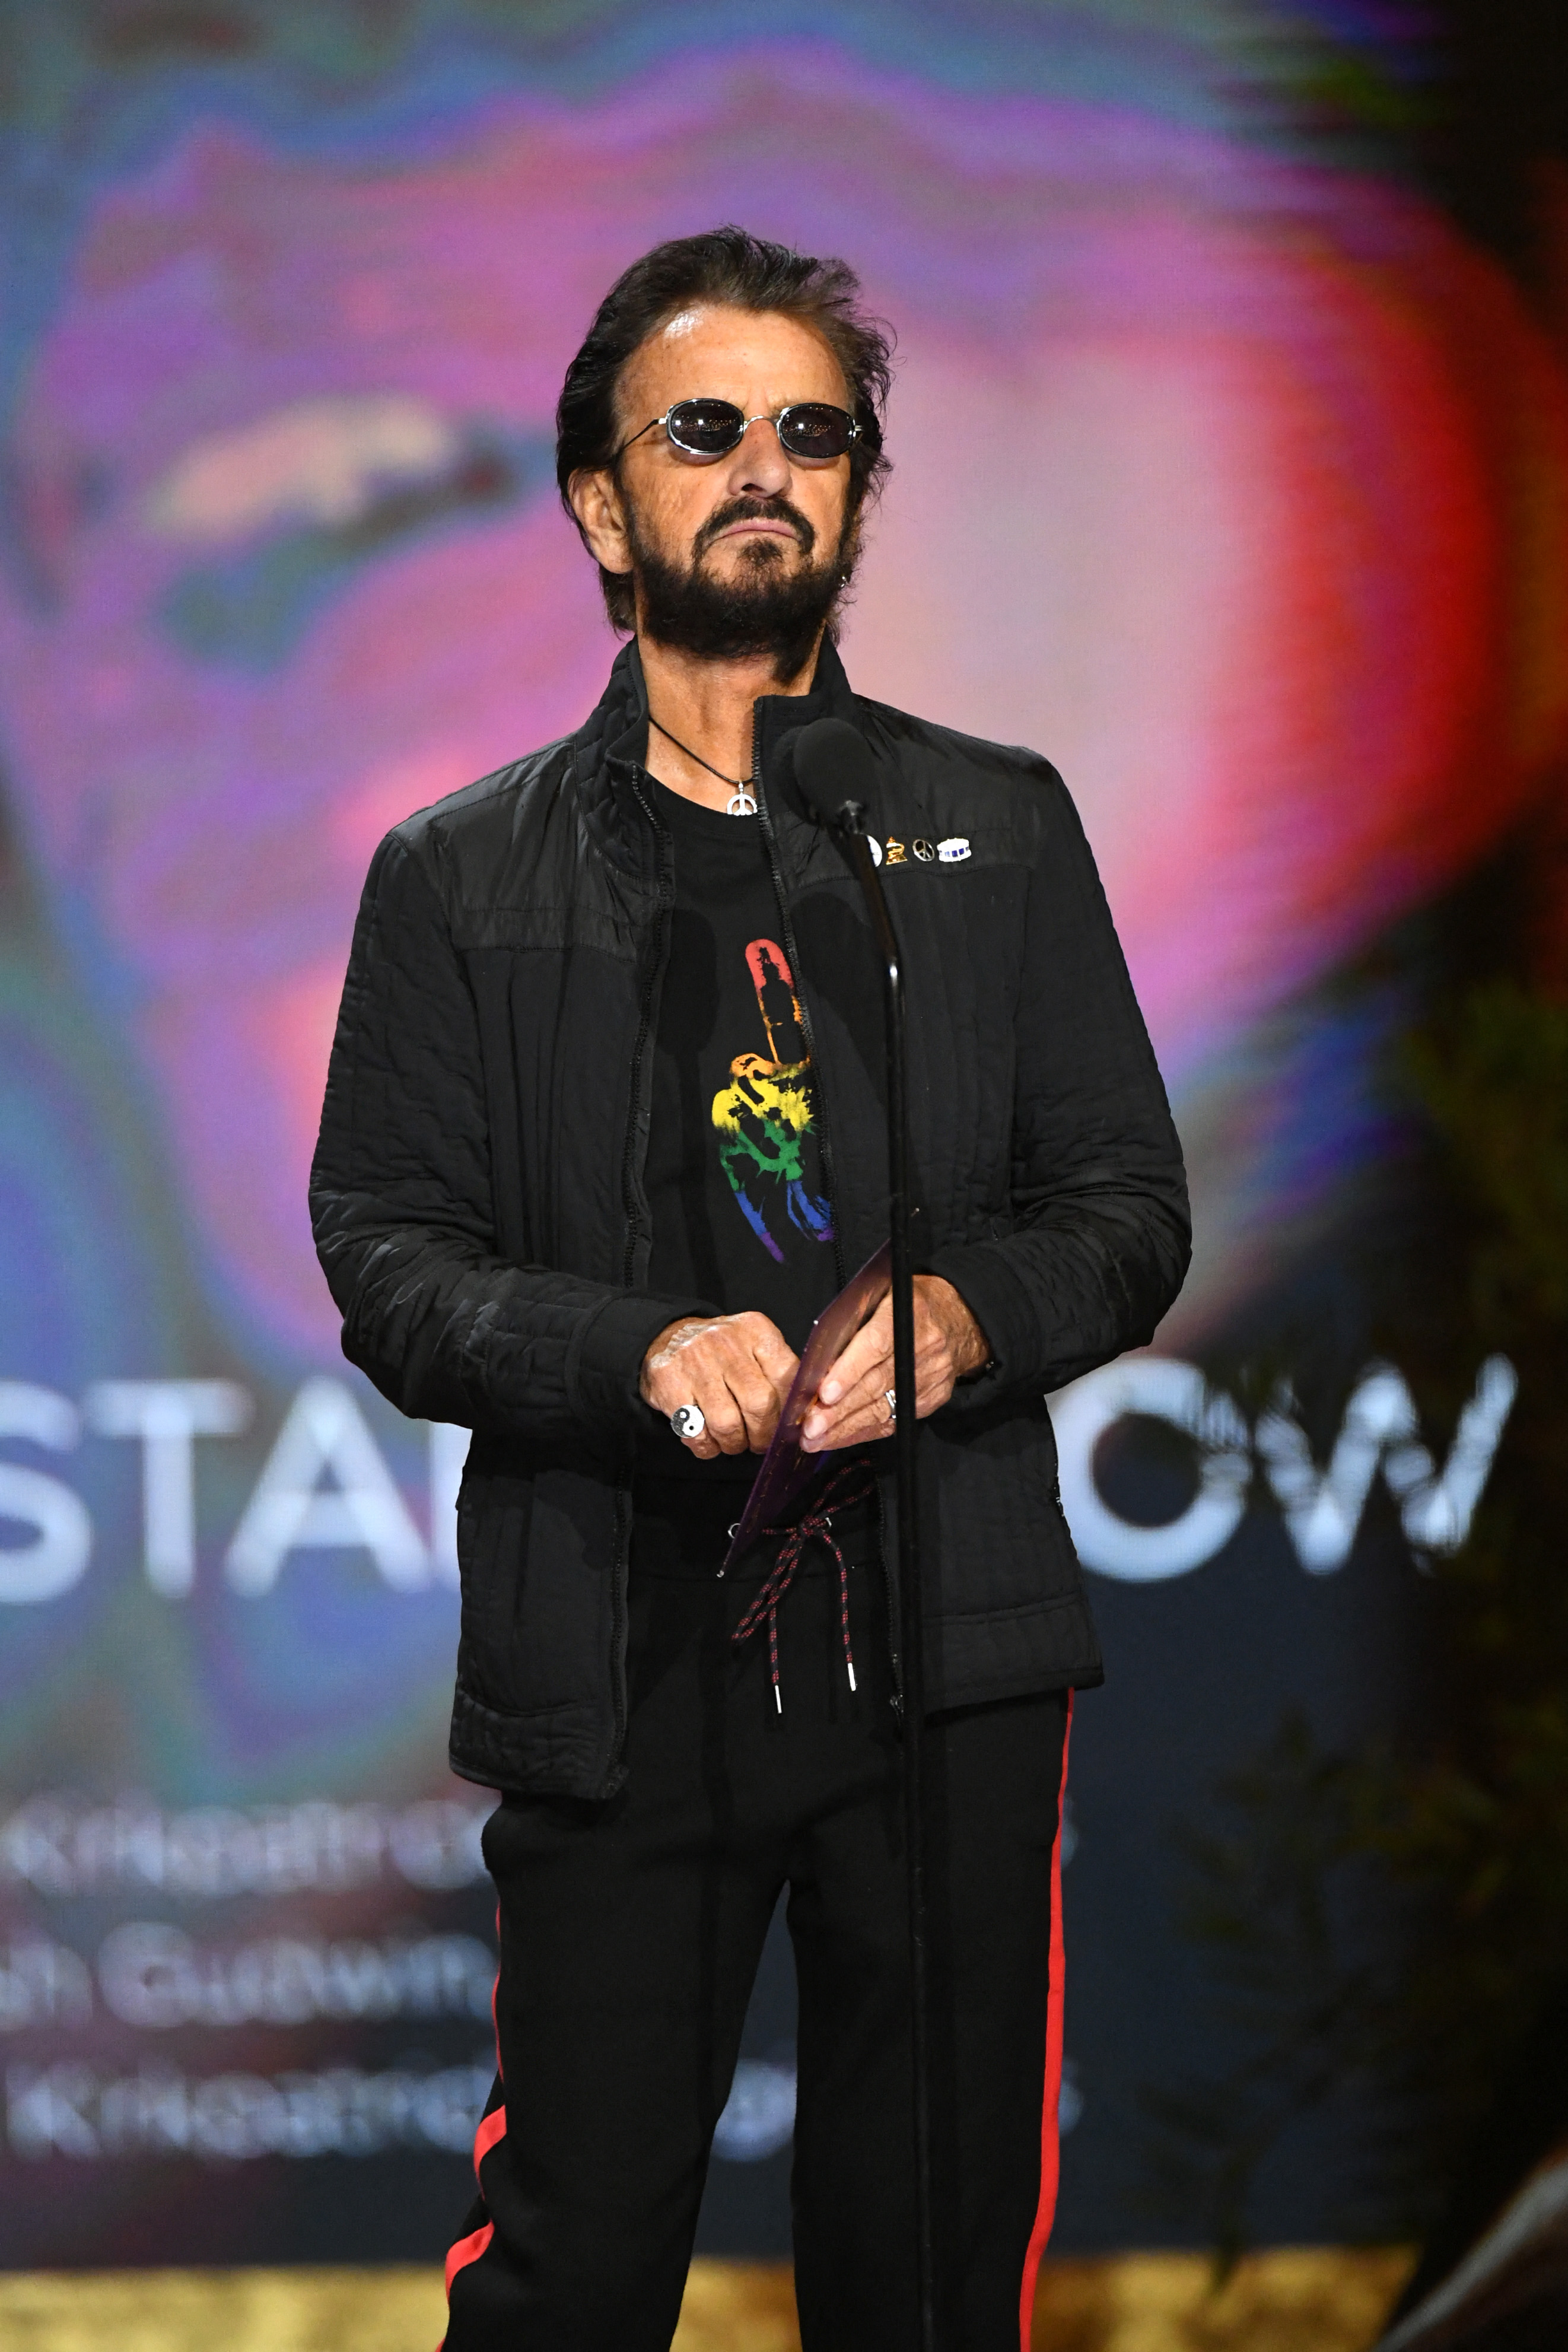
730, 1465, 874, 1714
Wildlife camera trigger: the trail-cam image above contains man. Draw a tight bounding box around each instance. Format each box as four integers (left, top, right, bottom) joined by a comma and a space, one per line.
311, 227, 1188, 2350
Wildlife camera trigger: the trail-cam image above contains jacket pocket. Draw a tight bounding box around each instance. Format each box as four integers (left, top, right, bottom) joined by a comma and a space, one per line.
454, 1468, 535, 1715
455, 1461, 622, 1727
928, 1406, 1079, 1617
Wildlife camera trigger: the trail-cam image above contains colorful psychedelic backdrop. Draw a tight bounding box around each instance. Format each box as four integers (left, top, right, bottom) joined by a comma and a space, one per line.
1, 0, 1564, 2270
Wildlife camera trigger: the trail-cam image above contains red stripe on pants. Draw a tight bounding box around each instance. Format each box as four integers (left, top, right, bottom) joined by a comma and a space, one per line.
472, 2102, 507, 2178
445, 2221, 494, 2298
437, 1921, 505, 2346
1016, 1689, 1074, 2351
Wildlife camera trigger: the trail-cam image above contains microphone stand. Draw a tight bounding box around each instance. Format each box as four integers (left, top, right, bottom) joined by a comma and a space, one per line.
831, 796, 939, 2352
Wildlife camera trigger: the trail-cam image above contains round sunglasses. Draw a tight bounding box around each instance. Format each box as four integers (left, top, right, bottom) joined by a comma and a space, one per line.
616, 398, 866, 464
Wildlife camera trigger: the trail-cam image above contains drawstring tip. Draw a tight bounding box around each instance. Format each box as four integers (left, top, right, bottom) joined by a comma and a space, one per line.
847, 1663, 857, 1692
774, 1685, 783, 1715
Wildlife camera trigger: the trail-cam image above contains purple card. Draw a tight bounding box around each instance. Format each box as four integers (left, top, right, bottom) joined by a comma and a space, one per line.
722, 1239, 893, 1572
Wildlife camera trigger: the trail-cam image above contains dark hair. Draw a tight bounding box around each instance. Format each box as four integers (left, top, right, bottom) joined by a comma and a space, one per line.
556, 226, 893, 630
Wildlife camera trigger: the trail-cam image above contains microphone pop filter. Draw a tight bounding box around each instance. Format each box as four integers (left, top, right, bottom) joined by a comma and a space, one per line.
792, 717, 877, 829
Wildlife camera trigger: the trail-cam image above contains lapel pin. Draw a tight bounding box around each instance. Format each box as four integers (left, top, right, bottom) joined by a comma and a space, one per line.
937, 837, 971, 862
912, 838, 935, 863
885, 838, 908, 865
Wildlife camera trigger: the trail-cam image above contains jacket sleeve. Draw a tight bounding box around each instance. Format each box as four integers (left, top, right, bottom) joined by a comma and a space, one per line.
927, 768, 1191, 1407
309, 828, 715, 1441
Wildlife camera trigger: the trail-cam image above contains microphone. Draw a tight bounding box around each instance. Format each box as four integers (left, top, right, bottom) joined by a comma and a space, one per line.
791, 717, 877, 833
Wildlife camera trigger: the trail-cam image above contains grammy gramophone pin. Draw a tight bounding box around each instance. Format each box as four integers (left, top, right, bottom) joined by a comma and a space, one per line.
880, 834, 969, 867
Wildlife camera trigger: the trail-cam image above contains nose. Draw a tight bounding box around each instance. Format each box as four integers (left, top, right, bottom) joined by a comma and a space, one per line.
724, 414, 792, 498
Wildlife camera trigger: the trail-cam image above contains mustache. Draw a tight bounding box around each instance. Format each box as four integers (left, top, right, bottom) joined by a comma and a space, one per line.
694, 495, 816, 560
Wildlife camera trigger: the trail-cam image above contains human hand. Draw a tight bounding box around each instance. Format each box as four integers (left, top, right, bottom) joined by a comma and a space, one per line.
800, 1276, 990, 1452
640, 1312, 800, 1459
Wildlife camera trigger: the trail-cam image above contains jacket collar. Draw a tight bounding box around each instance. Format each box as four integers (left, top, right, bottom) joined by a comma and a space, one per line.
753, 632, 858, 809
567, 638, 651, 878
568, 631, 863, 876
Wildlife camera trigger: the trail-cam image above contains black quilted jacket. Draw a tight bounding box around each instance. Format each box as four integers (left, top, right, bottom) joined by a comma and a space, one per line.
310, 638, 1190, 1798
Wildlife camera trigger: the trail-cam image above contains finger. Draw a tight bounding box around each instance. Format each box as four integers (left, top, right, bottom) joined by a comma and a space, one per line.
737, 1314, 800, 1390
659, 1353, 748, 1455
660, 1394, 721, 1459
664, 1380, 724, 1458
815, 1299, 893, 1406
647, 1366, 718, 1436
803, 1398, 893, 1452
746, 1341, 800, 1428
803, 1374, 898, 1452
809, 1350, 891, 1433
727, 1358, 788, 1452
803, 1371, 886, 1447
699, 1376, 752, 1455
803, 1321, 896, 1445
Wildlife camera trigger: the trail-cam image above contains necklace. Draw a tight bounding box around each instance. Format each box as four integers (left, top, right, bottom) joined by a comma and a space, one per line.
648, 713, 758, 816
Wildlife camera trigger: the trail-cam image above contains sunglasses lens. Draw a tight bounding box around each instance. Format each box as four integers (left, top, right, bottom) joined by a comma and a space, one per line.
665, 399, 745, 455
778, 404, 853, 459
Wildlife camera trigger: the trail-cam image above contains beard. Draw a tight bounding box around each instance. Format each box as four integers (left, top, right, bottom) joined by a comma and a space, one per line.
626, 493, 857, 678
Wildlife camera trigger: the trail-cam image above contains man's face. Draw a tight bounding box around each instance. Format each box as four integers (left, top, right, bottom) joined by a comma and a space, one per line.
573, 303, 857, 659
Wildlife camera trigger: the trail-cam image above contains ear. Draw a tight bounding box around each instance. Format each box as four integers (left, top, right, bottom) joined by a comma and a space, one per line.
569, 467, 632, 574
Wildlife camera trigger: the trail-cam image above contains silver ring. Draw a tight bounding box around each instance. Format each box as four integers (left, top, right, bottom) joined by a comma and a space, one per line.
670, 1404, 706, 1440
884, 1388, 897, 1419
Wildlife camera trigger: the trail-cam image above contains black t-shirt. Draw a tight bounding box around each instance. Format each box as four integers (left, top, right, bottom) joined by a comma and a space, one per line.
640, 777, 841, 1480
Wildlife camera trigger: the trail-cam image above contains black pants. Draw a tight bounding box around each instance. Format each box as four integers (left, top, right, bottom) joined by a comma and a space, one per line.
443, 1490, 1072, 2352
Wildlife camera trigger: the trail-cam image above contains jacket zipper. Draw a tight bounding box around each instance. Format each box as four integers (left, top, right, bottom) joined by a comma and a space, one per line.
606, 770, 675, 1781
752, 707, 904, 1711
752, 707, 844, 1289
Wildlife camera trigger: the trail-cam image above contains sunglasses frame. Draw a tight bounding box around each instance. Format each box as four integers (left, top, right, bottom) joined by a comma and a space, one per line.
615, 398, 864, 465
